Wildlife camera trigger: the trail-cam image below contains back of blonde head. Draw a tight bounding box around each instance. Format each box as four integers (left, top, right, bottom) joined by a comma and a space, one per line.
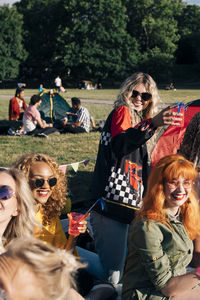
3, 237, 83, 300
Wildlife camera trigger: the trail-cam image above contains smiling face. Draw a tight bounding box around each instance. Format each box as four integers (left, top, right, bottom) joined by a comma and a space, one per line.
29, 162, 56, 206
164, 176, 192, 216
0, 172, 18, 236
130, 83, 151, 112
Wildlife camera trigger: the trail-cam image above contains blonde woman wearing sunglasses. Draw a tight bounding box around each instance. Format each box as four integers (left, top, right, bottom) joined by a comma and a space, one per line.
0, 168, 38, 253
89, 72, 183, 284
14, 153, 87, 252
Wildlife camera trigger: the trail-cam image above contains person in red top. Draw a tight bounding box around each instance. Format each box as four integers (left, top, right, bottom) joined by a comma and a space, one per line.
89, 72, 183, 285
9, 87, 27, 121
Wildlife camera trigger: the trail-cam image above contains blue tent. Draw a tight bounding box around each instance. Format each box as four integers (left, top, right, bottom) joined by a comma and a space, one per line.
38, 90, 71, 126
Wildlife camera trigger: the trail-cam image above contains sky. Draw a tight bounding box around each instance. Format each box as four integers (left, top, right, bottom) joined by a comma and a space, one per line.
1, 0, 200, 5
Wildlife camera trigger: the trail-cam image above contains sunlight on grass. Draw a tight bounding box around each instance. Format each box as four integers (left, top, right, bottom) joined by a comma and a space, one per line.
0, 87, 199, 203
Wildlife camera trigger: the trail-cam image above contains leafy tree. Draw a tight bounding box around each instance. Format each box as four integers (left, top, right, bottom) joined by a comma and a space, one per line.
0, 5, 27, 80
176, 5, 200, 65
17, 0, 140, 82
177, 4, 200, 37
16, 0, 62, 82
125, 0, 184, 79
56, 0, 139, 81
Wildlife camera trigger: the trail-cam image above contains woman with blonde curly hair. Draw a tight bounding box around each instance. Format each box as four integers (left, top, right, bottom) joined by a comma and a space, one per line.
123, 154, 200, 300
14, 153, 86, 251
0, 237, 84, 300
114, 72, 160, 124
0, 167, 38, 253
90, 72, 183, 284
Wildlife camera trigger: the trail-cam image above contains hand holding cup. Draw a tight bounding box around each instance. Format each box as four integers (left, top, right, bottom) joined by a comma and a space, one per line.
67, 212, 89, 236
152, 104, 184, 127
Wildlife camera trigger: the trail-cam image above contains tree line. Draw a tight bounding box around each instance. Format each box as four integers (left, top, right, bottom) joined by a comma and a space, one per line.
0, 0, 200, 86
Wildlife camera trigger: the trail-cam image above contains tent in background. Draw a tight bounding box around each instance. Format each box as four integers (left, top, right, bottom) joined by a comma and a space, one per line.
151, 99, 200, 167
38, 90, 71, 127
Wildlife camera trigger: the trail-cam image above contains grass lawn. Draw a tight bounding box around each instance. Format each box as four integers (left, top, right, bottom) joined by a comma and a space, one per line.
0, 87, 199, 205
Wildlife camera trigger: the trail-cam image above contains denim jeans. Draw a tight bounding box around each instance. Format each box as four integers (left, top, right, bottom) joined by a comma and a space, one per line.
90, 211, 129, 284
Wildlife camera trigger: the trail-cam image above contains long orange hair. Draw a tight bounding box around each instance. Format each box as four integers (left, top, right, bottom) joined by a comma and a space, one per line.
139, 154, 200, 240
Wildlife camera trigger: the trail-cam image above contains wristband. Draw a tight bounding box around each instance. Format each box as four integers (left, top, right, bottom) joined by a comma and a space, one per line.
196, 267, 200, 276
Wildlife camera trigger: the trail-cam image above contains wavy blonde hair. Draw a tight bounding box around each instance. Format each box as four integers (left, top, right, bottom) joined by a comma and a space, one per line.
138, 154, 200, 240
0, 168, 38, 248
1, 237, 83, 300
114, 72, 161, 125
14, 153, 67, 226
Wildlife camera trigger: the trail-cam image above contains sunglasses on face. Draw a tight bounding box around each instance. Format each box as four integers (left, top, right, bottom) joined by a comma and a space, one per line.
0, 185, 15, 201
131, 90, 152, 101
31, 177, 57, 188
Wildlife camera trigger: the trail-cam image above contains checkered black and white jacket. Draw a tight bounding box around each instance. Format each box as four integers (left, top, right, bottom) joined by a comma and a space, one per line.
91, 106, 157, 224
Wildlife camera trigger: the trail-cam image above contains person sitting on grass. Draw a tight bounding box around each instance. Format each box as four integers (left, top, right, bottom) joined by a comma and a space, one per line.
62, 97, 95, 133
0, 167, 38, 254
23, 94, 59, 137
122, 154, 200, 300
0, 237, 84, 300
14, 153, 87, 252
9, 87, 27, 121
14, 153, 118, 300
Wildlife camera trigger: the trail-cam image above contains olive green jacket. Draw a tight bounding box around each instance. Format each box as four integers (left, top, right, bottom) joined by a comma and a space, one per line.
122, 216, 193, 300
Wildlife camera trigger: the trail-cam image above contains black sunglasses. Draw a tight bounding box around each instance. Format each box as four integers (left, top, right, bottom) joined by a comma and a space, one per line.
131, 90, 152, 101
32, 177, 57, 188
0, 185, 15, 200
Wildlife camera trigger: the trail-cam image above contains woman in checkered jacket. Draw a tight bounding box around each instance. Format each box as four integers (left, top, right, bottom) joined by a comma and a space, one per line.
88, 72, 183, 284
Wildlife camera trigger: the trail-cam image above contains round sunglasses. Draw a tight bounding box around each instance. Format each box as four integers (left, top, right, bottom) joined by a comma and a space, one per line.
0, 185, 15, 200
131, 90, 152, 101
31, 177, 57, 188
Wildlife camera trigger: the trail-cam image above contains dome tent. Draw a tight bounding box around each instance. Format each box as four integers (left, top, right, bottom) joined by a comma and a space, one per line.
38, 90, 71, 127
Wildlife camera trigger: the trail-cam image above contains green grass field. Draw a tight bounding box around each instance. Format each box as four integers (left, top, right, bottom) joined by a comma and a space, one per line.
0, 88, 199, 204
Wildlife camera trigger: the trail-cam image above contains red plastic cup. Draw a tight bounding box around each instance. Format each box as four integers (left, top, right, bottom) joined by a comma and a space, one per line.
68, 212, 89, 236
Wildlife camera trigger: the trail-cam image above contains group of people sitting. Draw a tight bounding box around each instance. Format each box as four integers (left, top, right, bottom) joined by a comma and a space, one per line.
8, 87, 96, 137
0, 154, 84, 300
2, 72, 200, 300
87, 72, 200, 299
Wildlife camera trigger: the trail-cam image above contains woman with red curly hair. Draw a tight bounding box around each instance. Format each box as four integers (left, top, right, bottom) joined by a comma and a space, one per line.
122, 154, 200, 300
14, 153, 86, 251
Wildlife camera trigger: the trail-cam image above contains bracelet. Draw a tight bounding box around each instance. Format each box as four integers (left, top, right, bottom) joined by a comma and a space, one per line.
196, 267, 200, 276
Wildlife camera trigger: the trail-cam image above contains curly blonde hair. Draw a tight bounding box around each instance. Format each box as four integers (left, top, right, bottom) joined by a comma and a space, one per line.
114, 72, 161, 125
0, 237, 84, 300
0, 168, 38, 248
14, 153, 67, 226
